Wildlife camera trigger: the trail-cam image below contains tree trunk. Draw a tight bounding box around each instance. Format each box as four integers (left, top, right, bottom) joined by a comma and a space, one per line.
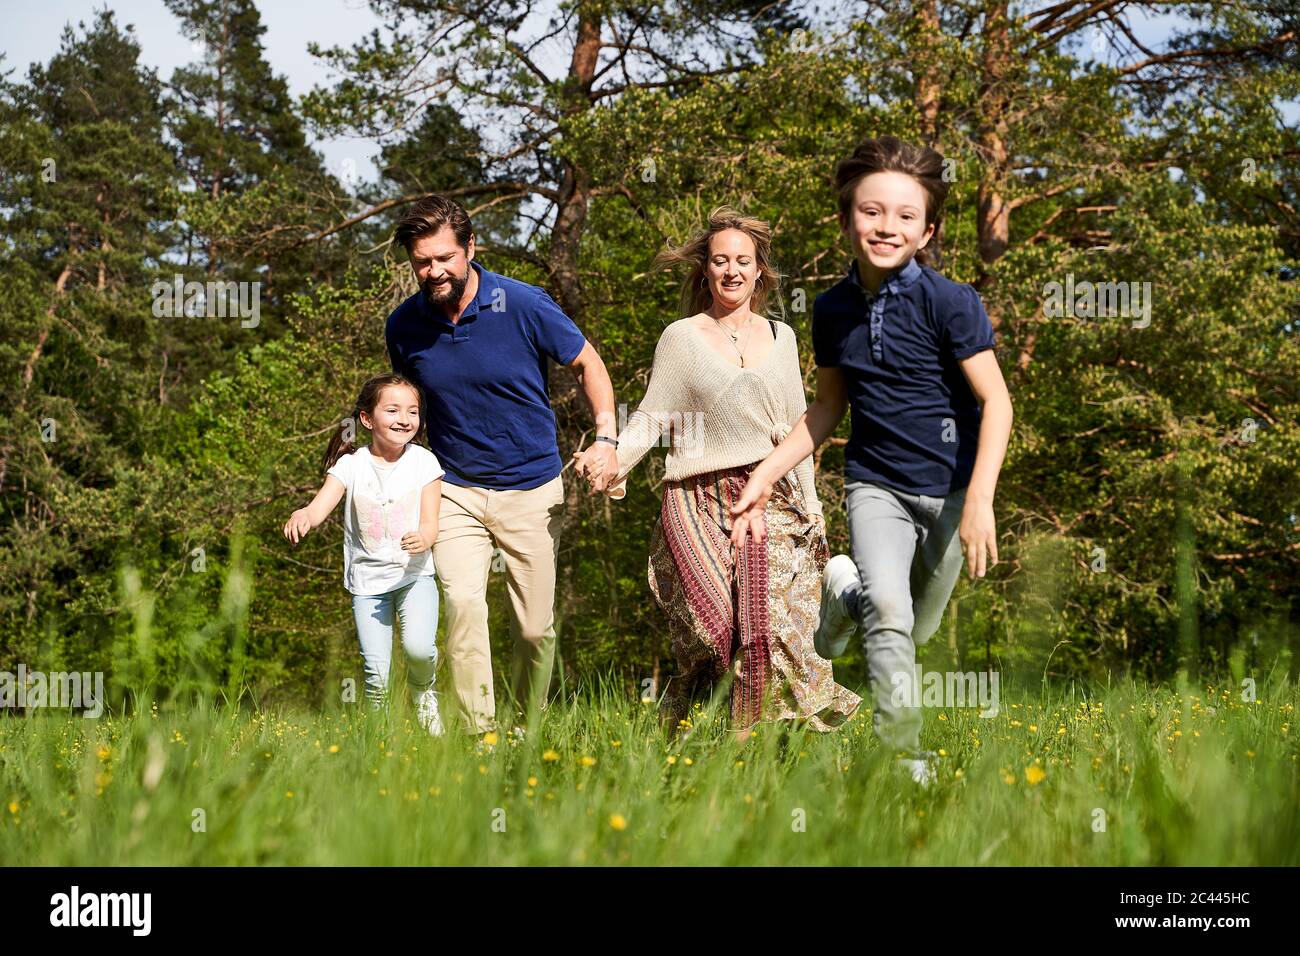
0, 265, 71, 493
914, 0, 943, 149
547, 3, 601, 324
976, 0, 1011, 281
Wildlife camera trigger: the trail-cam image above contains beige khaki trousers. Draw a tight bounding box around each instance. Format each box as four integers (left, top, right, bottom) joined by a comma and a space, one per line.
433, 474, 566, 733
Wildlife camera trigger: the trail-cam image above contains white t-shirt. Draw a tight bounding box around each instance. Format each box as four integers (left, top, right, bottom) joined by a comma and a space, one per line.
326, 443, 445, 596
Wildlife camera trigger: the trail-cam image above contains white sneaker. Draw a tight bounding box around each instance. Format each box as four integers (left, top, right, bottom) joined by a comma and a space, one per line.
814, 554, 860, 660
416, 688, 444, 737
896, 753, 937, 788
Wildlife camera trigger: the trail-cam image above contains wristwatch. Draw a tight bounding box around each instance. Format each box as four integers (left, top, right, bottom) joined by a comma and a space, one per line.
594, 435, 619, 447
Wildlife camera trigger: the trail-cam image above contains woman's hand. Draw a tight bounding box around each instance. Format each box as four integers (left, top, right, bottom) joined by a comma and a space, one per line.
283, 509, 314, 545
401, 530, 435, 555
958, 494, 998, 579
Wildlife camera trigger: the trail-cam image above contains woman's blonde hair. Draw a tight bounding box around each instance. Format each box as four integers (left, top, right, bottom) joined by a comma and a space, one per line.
652, 206, 783, 319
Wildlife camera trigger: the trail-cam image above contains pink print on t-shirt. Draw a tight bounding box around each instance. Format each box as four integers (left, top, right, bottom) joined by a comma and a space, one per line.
355, 485, 420, 553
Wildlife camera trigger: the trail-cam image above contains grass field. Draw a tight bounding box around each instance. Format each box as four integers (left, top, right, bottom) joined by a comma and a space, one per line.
2, 675, 1297, 866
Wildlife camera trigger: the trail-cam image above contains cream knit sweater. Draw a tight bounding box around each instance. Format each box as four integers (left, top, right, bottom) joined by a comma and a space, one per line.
607, 316, 822, 516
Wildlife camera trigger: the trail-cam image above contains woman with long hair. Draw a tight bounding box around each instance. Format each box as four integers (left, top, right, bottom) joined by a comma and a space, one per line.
575, 207, 860, 733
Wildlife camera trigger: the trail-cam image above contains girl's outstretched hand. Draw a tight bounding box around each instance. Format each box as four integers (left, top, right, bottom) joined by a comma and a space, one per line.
283, 509, 313, 545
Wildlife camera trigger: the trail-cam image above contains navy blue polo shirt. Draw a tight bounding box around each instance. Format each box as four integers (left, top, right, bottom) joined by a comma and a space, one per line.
812, 257, 996, 497
385, 261, 587, 490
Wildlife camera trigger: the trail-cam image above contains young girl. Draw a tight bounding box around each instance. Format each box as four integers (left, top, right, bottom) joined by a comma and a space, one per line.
728, 136, 1014, 784
283, 374, 446, 734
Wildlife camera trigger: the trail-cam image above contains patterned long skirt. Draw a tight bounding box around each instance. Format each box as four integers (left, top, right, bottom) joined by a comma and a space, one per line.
648, 464, 861, 733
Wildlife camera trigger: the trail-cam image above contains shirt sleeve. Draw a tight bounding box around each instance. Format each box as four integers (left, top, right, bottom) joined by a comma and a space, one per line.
605, 326, 687, 501
811, 296, 840, 368
779, 330, 822, 518
946, 284, 997, 360
385, 317, 407, 377
326, 451, 354, 489
530, 289, 587, 366
422, 450, 445, 485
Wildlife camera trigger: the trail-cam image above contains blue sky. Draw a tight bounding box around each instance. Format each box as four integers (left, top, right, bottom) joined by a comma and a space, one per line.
2, 0, 386, 180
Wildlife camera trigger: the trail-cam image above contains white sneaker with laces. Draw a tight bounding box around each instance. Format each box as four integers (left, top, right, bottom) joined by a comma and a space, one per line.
416, 688, 444, 737
896, 753, 937, 788
814, 554, 861, 660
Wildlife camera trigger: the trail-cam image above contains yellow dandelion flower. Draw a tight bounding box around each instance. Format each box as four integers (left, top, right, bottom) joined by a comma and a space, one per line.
527, 776, 538, 787
666, 755, 677, 765
1025, 765, 1046, 786
482, 731, 499, 747
579, 756, 597, 767
328, 744, 340, 754
96, 745, 110, 761
609, 814, 628, 831
1028, 725, 1038, 733
684, 757, 694, 766
542, 749, 560, 762
7, 801, 18, 814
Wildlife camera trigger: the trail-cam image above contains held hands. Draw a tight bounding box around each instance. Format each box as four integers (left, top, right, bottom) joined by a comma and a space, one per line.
283, 509, 313, 545
571, 441, 619, 494
958, 495, 999, 579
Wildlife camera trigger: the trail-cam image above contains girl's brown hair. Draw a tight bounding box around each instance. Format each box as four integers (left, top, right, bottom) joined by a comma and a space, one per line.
321, 374, 427, 474
835, 135, 950, 269
651, 205, 784, 319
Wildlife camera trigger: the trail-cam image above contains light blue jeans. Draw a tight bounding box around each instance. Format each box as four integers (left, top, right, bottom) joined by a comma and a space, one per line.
351, 574, 439, 708
841, 480, 967, 755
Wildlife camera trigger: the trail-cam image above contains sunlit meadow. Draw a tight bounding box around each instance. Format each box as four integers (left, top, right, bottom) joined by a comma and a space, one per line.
3, 673, 1297, 866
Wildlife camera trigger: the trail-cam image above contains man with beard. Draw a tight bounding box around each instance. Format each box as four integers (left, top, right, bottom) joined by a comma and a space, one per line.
386, 194, 618, 736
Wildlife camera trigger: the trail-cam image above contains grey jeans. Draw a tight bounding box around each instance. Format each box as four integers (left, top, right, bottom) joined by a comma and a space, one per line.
842, 480, 967, 756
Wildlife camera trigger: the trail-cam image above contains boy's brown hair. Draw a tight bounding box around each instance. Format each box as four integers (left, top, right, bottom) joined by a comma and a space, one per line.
835, 136, 950, 268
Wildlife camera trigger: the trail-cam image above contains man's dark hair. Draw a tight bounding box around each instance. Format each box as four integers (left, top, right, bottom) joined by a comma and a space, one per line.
394, 194, 475, 254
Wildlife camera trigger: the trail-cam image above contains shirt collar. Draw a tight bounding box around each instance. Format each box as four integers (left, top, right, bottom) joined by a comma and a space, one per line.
847, 256, 922, 298
419, 260, 497, 325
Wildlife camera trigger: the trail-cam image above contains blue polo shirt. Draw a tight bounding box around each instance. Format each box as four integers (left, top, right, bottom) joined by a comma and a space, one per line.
812, 257, 996, 497
385, 261, 587, 490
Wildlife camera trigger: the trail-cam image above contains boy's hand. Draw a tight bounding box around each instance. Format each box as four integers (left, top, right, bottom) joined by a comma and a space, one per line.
401, 530, 434, 554
958, 496, 998, 579
283, 509, 313, 545
728, 472, 775, 548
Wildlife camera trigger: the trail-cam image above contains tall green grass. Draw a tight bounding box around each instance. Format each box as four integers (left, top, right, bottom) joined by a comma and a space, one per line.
2, 671, 1296, 865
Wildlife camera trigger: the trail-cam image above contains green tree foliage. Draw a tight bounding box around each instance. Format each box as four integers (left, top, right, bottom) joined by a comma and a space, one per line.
0, 1, 1294, 708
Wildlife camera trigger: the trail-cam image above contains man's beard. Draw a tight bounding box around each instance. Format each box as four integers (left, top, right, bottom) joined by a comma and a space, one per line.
422, 270, 469, 310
